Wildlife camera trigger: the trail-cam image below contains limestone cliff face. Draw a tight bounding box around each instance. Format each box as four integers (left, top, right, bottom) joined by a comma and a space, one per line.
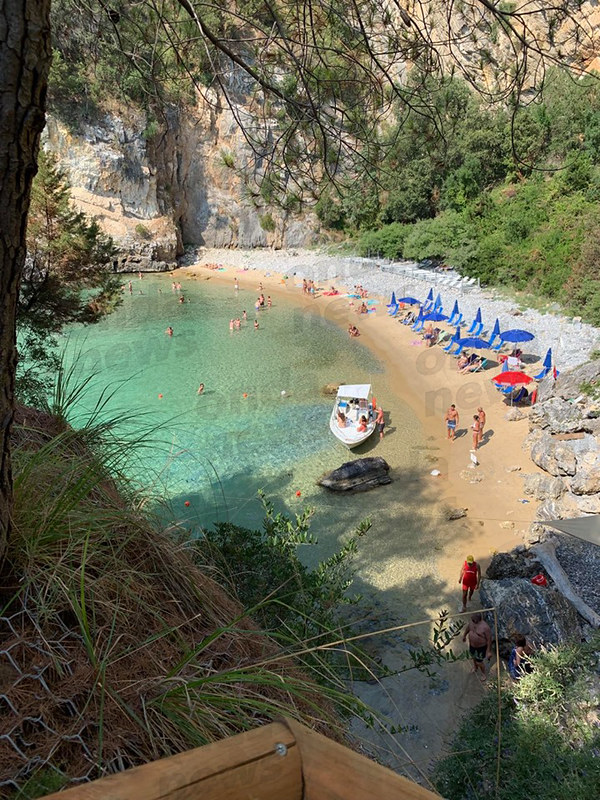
44, 97, 321, 271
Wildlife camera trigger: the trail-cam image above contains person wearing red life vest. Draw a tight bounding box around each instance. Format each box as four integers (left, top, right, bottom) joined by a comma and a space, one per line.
459, 555, 481, 612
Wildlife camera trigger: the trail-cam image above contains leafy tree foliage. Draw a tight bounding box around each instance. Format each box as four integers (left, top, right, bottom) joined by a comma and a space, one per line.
17, 150, 120, 403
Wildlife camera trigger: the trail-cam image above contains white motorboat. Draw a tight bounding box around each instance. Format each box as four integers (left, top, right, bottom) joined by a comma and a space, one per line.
330, 384, 376, 448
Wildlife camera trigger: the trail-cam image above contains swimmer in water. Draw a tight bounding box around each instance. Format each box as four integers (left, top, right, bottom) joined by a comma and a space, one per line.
197, 383, 205, 395
254, 319, 259, 329
267, 296, 272, 308
243, 310, 247, 320
178, 295, 185, 303
165, 326, 173, 336
229, 319, 234, 331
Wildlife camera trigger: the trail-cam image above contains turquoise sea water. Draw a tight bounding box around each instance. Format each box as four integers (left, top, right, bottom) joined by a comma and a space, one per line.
61, 271, 459, 616
62, 275, 385, 525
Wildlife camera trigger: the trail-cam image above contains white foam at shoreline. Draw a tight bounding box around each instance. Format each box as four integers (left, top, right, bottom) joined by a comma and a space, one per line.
188, 247, 600, 371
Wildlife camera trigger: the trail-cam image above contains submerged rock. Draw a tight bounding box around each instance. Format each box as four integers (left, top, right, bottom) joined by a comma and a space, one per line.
317, 457, 391, 492
321, 382, 344, 396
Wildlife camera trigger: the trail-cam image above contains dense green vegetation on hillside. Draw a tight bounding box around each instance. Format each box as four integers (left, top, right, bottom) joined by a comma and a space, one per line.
434, 638, 600, 800
351, 70, 600, 322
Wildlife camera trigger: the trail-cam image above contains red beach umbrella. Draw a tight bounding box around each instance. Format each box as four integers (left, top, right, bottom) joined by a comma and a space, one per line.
492, 370, 533, 386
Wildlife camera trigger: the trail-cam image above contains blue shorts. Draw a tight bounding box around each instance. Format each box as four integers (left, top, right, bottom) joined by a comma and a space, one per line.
447, 420, 456, 429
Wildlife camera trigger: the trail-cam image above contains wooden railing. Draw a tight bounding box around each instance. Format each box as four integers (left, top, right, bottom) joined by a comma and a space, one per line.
43, 718, 441, 799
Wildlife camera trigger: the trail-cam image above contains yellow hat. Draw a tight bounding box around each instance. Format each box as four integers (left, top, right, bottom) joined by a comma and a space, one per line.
466, 555, 474, 563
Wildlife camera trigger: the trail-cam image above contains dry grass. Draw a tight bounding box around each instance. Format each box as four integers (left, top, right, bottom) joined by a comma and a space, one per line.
0, 408, 340, 795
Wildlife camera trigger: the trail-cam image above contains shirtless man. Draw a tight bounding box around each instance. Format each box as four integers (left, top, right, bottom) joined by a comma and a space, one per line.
477, 407, 486, 444
445, 404, 459, 440
375, 406, 385, 440
462, 612, 492, 680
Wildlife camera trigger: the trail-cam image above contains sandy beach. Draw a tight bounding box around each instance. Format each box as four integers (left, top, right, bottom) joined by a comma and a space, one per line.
172, 247, 591, 781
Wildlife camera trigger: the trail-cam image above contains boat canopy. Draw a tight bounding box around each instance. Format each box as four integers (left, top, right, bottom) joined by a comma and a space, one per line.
336, 384, 371, 400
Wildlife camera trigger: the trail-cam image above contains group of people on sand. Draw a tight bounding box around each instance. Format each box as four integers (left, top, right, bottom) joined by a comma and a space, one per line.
444, 404, 486, 450
347, 324, 360, 337
302, 278, 317, 296
459, 555, 535, 682
354, 284, 368, 299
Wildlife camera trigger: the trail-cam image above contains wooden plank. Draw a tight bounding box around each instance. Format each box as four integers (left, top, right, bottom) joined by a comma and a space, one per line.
285, 718, 441, 800
551, 432, 585, 440
43, 722, 301, 800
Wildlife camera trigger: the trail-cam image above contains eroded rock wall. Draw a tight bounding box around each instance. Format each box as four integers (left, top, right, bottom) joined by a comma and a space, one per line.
44, 93, 321, 270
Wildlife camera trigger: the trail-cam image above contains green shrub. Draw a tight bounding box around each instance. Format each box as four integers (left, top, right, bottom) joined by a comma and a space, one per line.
259, 212, 276, 232
135, 223, 152, 239
358, 222, 410, 259
434, 637, 600, 800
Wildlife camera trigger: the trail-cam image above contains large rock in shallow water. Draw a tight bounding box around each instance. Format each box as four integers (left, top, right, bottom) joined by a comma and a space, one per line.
318, 457, 391, 492
479, 577, 582, 658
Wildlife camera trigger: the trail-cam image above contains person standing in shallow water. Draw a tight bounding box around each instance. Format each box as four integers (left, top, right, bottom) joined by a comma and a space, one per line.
375, 406, 385, 439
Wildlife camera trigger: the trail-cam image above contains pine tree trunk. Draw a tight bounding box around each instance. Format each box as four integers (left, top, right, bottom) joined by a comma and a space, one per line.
0, 1, 52, 564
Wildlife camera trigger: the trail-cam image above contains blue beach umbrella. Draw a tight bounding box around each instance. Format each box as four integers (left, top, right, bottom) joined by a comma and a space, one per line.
397, 296, 420, 305
449, 299, 459, 319
492, 318, 501, 337
423, 311, 448, 322
474, 307, 482, 324
458, 336, 490, 349
543, 347, 552, 368
387, 291, 397, 307
500, 329, 535, 343
426, 288, 434, 303
434, 293, 442, 310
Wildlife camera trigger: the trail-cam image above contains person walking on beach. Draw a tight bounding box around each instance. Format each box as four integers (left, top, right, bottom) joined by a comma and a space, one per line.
445, 404, 459, 440
375, 406, 385, 440
459, 555, 481, 612
471, 415, 480, 450
477, 407, 486, 444
463, 613, 492, 681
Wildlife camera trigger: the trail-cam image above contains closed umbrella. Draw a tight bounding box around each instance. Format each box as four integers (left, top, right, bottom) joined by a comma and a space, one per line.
543, 347, 552, 368
449, 299, 459, 323
500, 329, 535, 343
425, 288, 434, 303
491, 318, 501, 337
474, 307, 482, 324
397, 296, 419, 305
386, 291, 397, 307
434, 293, 442, 310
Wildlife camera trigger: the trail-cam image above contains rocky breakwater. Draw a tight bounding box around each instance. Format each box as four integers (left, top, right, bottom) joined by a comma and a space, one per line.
318, 457, 391, 492
479, 360, 600, 657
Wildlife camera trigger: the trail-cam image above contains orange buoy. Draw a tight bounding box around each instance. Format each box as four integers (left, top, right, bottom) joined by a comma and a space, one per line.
243, 393, 248, 398
158, 393, 163, 399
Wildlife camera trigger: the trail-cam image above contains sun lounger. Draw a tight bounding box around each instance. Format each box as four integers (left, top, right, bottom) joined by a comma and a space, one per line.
412, 317, 425, 332
512, 387, 528, 404
490, 339, 504, 353
470, 358, 488, 373
387, 304, 399, 317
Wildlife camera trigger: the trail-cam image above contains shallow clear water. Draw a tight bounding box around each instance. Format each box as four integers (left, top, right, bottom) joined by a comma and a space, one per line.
61, 273, 451, 617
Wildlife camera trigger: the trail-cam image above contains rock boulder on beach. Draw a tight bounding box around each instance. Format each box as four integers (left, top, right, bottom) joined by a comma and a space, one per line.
479, 577, 582, 658
317, 457, 391, 492
528, 397, 585, 434
530, 432, 577, 476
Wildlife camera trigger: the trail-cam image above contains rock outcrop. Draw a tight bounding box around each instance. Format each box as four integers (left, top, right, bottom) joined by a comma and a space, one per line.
530, 431, 577, 476
528, 396, 586, 434
479, 577, 582, 658
45, 93, 322, 269
318, 457, 391, 492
